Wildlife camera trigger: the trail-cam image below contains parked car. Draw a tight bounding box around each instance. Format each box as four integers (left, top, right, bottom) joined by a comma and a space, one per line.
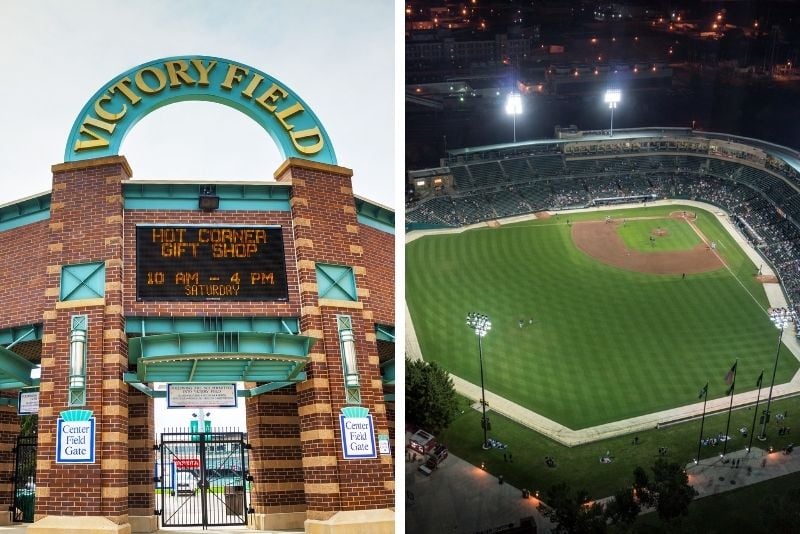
172, 471, 198, 496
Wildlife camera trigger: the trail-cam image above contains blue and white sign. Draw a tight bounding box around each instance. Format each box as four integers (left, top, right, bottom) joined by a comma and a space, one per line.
339, 413, 377, 460
56, 411, 96, 464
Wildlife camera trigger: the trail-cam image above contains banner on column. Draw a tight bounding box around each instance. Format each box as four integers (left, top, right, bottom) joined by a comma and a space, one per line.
56, 410, 96, 464
339, 406, 377, 459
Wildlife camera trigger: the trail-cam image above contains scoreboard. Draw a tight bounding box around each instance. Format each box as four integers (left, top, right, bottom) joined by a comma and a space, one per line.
136, 225, 289, 301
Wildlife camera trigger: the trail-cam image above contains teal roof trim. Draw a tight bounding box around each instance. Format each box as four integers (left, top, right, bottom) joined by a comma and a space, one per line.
0, 193, 50, 232
125, 316, 299, 335
375, 324, 395, 342
123, 183, 291, 211
0, 346, 37, 390
380, 358, 395, 385
0, 324, 42, 345
355, 197, 394, 234
128, 331, 314, 383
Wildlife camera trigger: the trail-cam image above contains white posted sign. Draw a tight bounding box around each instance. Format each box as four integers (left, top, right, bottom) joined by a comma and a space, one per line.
167, 384, 237, 408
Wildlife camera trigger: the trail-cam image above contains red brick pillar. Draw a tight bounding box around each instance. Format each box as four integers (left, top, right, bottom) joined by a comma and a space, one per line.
245, 388, 306, 529
275, 159, 394, 533
0, 392, 20, 524
127, 389, 156, 532
29, 157, 133, 534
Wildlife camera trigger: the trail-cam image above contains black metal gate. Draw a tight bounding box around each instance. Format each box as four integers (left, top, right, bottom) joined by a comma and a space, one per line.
12, 435, 37, 522
158, 429, 249, 528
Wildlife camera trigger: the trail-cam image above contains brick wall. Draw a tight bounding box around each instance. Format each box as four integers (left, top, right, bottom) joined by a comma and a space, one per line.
275, 159, 394, 518
359, 225, 394, 326
36, 158, 130, 521
0, 220, 48, 330
246, 389, 306, 515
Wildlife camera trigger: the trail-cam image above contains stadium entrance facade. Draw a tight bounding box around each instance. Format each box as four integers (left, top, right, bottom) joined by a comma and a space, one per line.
0, 56, 395, 533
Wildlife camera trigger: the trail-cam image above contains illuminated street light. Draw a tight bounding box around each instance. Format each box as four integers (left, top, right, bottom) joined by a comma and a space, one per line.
466, 312, 492, 449
505, 92, 522, 143
758, 309, 797, 441
604, 89, 621, 136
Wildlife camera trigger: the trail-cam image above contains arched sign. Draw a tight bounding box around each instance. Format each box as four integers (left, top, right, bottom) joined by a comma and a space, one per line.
64, 55, 336, 164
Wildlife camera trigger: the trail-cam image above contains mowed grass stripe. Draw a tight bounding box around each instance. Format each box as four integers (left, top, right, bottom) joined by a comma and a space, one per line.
407, 205, 797, 428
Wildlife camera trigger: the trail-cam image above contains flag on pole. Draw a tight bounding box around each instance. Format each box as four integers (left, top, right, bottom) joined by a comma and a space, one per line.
725, 361, 737, 396
724, 361, 737, 385
756, 370, 764, 388
698, 382, 708, 399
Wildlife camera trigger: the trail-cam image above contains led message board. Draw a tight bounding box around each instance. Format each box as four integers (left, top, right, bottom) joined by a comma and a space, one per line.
136, 225, 288, 301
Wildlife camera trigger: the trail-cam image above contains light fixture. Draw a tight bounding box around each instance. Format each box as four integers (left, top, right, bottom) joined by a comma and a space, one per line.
199, 185, 220, 212
340, 328, 359, 387
604, 89, 621, 136
337, 315, 361, 404
505, 93, 522, 143
69, 315, 88, 406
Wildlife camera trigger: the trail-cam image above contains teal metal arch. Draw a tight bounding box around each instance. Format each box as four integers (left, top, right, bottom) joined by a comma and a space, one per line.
65, 56, 336, 164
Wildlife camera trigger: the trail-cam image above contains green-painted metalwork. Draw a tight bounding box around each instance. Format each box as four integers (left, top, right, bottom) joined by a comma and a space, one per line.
127, 331, 313, 383
380, 358, 395, 385
65, 56, 336, 165
0, 324, 42, 346
0, 347, 37, 390
316, 264, 357, 301
0, 193, 50, 233
375, 324, 395, 342
123, 183, 291, 211
355, 197, 394, 234
60, 262, 105, 301
125, 316, 299, 335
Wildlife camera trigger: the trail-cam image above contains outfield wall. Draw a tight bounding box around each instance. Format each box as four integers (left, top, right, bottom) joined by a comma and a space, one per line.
406, 199, 800, 446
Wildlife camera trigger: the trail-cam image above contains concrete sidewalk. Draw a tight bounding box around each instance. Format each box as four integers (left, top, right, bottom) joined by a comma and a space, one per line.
687, 445, 800, 499
406, 449, 553, 534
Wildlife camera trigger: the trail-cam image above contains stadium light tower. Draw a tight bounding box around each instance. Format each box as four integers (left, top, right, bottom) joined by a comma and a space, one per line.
604, 89, 621, 136
466, 312, 492, 450
758, 308, 797, 441
505, 92, 522, 143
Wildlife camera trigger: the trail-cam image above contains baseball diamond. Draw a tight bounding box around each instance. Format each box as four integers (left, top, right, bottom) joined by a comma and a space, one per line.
406, 128, 800, 442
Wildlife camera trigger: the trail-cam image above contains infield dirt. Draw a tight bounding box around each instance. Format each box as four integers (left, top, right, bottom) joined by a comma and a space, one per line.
571, 217, 724, 275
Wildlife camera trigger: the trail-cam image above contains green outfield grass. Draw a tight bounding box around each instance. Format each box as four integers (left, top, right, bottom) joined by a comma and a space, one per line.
616, 218, 701, 252
437, 393, 800, 501
407, 205, 798, 429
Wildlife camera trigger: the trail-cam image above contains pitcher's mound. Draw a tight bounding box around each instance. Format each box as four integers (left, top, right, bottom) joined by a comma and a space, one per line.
651, 228, 670, 237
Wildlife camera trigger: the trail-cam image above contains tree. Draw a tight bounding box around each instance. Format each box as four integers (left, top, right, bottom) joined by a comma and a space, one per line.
538, 482, 607, 534
405, 358, 459, 434
605, 487, 640, 530
647, 459, 698, 524
20, 415, 37, 437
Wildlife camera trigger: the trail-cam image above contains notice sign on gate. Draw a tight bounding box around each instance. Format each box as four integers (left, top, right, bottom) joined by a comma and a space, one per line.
339, 407, 377, 459
56, 411, 95, 464
167, 383, 238, 408
17, 390, 39, 415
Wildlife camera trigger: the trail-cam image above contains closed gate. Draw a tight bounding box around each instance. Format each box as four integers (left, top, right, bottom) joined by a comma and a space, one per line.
12, 435, 37, 522
158, 430, 250, 528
